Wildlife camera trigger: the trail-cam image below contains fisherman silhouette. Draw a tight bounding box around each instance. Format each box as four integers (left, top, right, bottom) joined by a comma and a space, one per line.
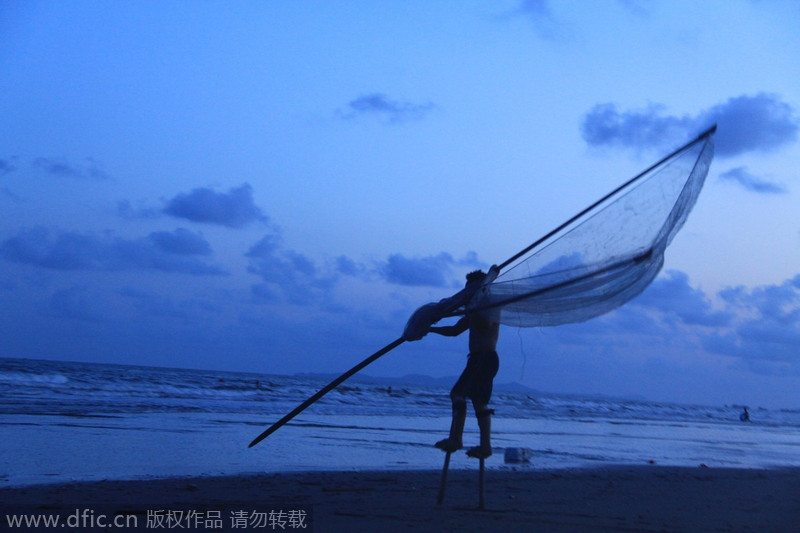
404, 269, 499, 459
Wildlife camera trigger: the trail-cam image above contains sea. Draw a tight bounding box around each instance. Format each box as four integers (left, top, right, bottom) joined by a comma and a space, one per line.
2, 357, 799, 487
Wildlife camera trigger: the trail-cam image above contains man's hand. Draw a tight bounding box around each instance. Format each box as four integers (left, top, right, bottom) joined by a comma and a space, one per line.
402, 303, 439, 341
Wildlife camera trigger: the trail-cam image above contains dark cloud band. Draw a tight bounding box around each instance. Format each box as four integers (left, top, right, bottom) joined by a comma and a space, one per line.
581, 93, 798, 158
340, 93, 436, 123
164, 183, 267, 228
0, 227, 224, 275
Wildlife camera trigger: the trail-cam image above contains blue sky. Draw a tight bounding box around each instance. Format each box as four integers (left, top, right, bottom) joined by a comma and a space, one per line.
1, 1, 798, 408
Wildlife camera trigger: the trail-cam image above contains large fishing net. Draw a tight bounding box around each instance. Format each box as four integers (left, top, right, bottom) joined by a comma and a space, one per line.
253, 128, 717, 447
468, 128, 716, 327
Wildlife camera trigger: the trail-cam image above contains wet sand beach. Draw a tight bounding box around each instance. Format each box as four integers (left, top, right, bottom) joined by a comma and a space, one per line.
3, 466, 799, 532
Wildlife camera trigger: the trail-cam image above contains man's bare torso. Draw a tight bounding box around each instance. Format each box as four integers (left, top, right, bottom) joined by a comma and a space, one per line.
467, 313, 499, 353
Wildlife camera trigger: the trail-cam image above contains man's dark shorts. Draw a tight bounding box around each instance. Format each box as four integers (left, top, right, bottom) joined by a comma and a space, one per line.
451, 351, 499, 407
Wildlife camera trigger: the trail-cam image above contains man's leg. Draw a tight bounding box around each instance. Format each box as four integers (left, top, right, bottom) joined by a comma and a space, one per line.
437, 359, 475, 452
466, 405, 494, 459
435, 394, 466, 452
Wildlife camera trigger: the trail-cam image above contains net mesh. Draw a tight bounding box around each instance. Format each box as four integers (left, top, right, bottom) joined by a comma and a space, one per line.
470, 133, 715, 327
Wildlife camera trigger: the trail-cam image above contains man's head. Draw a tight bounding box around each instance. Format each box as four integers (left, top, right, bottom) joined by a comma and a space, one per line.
465, 270, 486, 285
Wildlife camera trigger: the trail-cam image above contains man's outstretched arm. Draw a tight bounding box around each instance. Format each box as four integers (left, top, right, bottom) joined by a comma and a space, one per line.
429, 316, 469, 337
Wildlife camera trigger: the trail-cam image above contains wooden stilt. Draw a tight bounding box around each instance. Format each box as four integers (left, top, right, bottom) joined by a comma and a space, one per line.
437, 451, 451, 505
478, 457, 485, 510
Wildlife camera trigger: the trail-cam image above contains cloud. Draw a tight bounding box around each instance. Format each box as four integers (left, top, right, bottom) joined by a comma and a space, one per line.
116, 287, 192, 322
32, 157, 110, 180
246, 233, 335, 305
621, 271, 800, 376
719, 276, 800, 327
245, 231, 486, 304
581, 102, 692, 152
0, 227, 225, 275
47, 286, 109, 322
149, 228, 213, 256
378, 252, 484, 287
507, 0, 567, 41
0, 158, 16, 176
1, 186, 20, 202
719, 167, 787, 194
340, 93, 436, 123
163, 183, 267, 228
335, 255, 364, 277
630, 270, 733, 327
581, 93, 798, 157
116, 200, 161, 220
700, 94, 799, 157
380, 253, 453, 287
519, 0, 548, 14
706, 275, 800, 373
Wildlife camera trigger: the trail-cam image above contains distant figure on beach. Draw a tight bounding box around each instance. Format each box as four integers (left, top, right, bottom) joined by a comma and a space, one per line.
387, 386, 392, 395
740, 407, 750, 422
426, 270, 500, 459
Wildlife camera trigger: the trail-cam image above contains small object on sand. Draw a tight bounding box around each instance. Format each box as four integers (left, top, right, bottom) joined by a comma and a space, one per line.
504, 447, 532, 464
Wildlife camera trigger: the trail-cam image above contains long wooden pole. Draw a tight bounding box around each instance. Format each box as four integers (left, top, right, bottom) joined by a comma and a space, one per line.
478, 458, 485, 510
437, 451, 451, 505
248, 337, 405, 448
